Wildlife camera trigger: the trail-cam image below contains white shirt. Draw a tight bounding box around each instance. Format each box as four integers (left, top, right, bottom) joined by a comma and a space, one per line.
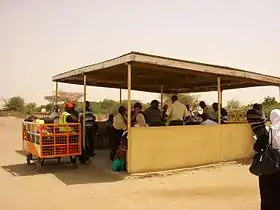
270, 110, 280, 150
201, 119, 217, 125
166, 101, 189, 121
113, 113, 127, 130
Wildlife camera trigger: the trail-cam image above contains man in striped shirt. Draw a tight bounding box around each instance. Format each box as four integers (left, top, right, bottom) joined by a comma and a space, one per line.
79, 101, 96, 161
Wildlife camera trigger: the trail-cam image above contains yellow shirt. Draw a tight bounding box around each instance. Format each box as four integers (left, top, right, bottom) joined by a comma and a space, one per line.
203, 106, 212, 116
166, 101, 189, 121
113, 113, 127, 130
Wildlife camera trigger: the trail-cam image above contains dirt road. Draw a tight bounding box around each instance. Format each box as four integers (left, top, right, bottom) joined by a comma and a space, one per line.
0, 117, 260, 210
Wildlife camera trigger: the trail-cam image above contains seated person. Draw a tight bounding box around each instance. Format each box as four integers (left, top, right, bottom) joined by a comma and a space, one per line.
201, 113, 217, 125
211, 102, 228, 124
131, 102, 147, 127
161, 104, 168, 124
221, 108, 228, 123
144, 100, 164, 126
184, 105, 200, 125
199, 101, 212, 116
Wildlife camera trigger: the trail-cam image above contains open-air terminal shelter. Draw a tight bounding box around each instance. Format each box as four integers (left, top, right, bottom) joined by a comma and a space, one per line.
53, 51, 280, 173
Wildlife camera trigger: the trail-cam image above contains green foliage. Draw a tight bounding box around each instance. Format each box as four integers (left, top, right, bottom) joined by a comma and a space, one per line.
44, 91, 83, 104
6, 96, 25, 112
262, 97, 280, 118
162, 94, 200, 108
25, 102, 37, 114
226, 96, 280, 119
226, 99, 243, 110
76, 99, 149, 115
3, 93, 279, 121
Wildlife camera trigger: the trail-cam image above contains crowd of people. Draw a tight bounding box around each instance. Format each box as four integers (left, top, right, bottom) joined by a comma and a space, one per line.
42, 96, 229, 167
34, 97, 271, 172
26, 96, 280, 208
106, 95, 230, 165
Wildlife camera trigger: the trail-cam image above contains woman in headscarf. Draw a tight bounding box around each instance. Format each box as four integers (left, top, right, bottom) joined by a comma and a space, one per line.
258, 109, 280, 210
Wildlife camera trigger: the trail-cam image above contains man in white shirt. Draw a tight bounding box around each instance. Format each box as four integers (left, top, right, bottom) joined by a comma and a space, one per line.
166, 95, 189, 126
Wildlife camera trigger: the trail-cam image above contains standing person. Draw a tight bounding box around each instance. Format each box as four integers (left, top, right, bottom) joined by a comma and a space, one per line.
71, 103, 79, 122
106, 114, 114, 150
79, 101, 95, 164
49, 105, 60, 124
144, 100, 164, 126
58, 102, 77, 166
256, 109, 280, 210
111, 106, 127, 160
165, 95, 189, 126
106, 114, 114, 129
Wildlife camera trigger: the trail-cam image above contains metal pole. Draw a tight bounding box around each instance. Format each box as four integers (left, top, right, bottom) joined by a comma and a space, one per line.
119, 88, 122, 104
55, 82, 58, 105
127, 63, 132, 173
160, 86, 163, 111
83, 74, 87, 148
217, 76, 222, 124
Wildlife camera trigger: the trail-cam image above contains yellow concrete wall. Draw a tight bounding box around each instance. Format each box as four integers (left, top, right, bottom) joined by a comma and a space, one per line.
128, 124, 254, 173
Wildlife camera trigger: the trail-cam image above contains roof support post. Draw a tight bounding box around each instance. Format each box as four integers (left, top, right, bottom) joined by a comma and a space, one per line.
217, 76, 222, 124
83, 74, 87, 149
160, 86, 164, 112
119, 88, 122, 104
55, 82, 59, 105
126, 63, 132, 173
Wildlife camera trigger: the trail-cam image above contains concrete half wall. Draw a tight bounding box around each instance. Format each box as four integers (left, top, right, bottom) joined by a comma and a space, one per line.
128, 124, 254, 173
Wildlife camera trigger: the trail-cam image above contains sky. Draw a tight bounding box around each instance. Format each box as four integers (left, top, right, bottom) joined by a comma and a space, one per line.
1, 0, 280, 106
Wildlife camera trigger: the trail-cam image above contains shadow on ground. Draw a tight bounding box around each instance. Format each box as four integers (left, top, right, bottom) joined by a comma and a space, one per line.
235, 158, 252, 166
1, 150, 126, 185
146, 185, 257, 199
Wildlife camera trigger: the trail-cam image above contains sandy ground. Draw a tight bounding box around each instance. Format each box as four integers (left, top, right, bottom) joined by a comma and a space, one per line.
0, 117, 260, 210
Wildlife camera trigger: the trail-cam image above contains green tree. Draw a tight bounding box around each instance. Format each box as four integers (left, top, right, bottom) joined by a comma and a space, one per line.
262, 96, 278, 107
6, 96, 25, 112
262, 96, 280, 117
162, 94, 199, 108
45, 103, 55, 112
36, 105, 46, 112
226, 99, 243, 110
44, 91, 83, 104
25, 102, 37, 114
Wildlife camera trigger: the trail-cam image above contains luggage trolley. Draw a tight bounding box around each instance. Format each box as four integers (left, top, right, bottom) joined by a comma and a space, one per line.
22, 121, 82, 170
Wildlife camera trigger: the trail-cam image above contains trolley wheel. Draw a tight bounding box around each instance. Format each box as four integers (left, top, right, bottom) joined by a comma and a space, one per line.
35, 158, 43, 171
70, 156, 77, 169
57, 157, 61, 164
41, 158, 45, 166
26, 153, 32, 165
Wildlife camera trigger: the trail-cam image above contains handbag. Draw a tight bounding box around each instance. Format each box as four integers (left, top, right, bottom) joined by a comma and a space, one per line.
249, 128, 280, 176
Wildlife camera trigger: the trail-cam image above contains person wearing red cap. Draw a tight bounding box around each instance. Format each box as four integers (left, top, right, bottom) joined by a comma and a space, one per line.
59, 102, 77, 166
59, 102, 76, 132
